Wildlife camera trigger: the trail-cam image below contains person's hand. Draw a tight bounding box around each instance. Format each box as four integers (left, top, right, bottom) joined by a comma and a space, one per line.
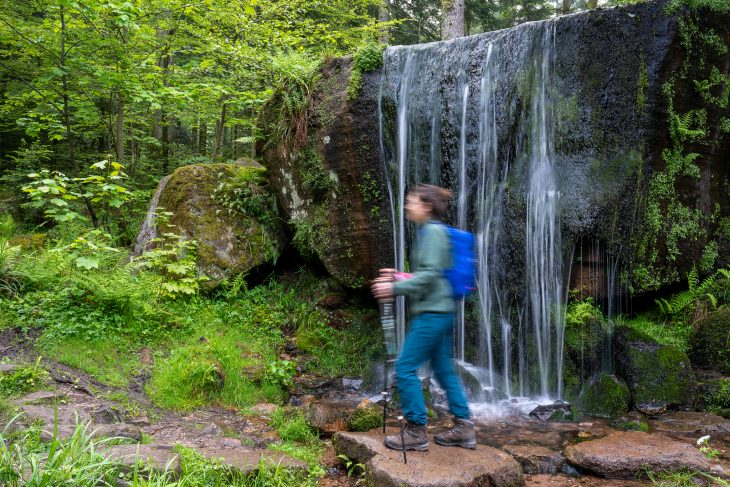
371, 279, 394, 301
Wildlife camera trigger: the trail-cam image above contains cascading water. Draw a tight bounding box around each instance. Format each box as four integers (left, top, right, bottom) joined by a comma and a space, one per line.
379, 20, 568, 414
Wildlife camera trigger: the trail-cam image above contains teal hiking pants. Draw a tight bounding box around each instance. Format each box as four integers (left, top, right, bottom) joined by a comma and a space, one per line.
395, 312, 471, 425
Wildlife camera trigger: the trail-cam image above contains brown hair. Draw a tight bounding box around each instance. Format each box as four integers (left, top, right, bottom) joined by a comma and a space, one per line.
412, 184, 453, 220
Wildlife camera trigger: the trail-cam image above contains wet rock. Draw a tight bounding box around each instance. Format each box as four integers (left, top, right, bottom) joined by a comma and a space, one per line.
302, 397, 357, 436
333, 430, 523, 487
614, 326, 695, 415
694, 370, 730, 414
564, 431, 722, 478
293, 374, 338, 395
92, 423, 143, 441
249, 403, 278, 418
257, 57, 390, 288
199, 422, 222, 437
92, 405, 122, 424
651, 411, 730, 436
576, 374, 630, 419
529, 402, 574, 422
146, 163, 286, 288
318, 293, 347, 309
342, 378, 363, 391
691, 308, 730, 374
102, 444, 181, 473
21, 405, 92, 441
503, 444, 564, 474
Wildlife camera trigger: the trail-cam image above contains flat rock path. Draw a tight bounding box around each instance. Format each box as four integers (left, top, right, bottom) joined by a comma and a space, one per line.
2, 331, 729, 487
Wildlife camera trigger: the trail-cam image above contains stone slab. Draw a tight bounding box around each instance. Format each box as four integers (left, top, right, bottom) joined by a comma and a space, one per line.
102, 444, 180, 474
0, 364, 19, 374
651, 411, 730, 436
12, 390, 65, 405
564, 431, 726, 478
21, 404, 92, 442
334, 429, 524, 487
202, 448, 307, 475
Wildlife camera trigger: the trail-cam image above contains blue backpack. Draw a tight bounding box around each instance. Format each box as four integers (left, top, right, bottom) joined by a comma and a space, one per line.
443, 225, 476, 299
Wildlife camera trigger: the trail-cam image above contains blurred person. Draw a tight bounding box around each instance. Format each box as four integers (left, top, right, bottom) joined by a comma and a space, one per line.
371, 184, 474, 451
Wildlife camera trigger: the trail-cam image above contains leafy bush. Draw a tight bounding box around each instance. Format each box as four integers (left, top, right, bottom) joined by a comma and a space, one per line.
270, 407, 319, 445
348, 42, 385, 100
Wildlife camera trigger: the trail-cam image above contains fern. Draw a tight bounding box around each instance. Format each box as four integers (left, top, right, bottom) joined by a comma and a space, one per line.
655, 266, 727, 316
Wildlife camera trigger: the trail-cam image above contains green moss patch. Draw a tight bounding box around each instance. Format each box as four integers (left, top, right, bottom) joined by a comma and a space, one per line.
577, 373, 630, 419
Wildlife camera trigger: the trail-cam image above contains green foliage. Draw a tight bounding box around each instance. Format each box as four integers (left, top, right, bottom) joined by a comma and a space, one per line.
348, 42, 385, 101
646, 469, 729, 487
616, 315, 693, 353
0, 238, 22, 298
0, 359, 48, 398
265, 359, 297, 390
337, 454, 367, 483
655, 267, 729, 317
22, 161, 131, 228
212, 167, 280, 232
298, 146, 334, 198
270, 408, 319, 445
129, 214, 206, 299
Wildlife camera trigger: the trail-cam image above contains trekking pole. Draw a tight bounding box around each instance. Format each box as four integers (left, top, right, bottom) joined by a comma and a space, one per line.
379, 297, 396, 434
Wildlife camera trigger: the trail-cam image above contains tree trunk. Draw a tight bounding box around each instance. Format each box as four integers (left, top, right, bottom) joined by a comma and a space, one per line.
199, 122, 207, 156
192, 124, 198, 154
441, 0, 465, 40
212, 103, 227, 160
378, 0, 390, 44
232, 124, 238, 160
62, 5, 98, 227
116, 94, 124, 162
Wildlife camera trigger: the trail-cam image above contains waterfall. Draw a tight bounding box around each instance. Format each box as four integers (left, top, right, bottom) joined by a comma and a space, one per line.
132, 175, 172, 256
380, 19, 568, 411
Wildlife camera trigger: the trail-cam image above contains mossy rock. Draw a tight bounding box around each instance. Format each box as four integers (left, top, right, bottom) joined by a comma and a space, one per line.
347, 404, 383, 432
576, 373, 630, 419
690, 308, 730, 374
694, 371, 730, 417
614, 326, 696, 415
156, 164, 285, 288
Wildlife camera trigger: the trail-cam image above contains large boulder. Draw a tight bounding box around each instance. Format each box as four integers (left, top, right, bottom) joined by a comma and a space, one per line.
576, 374, 630, 419
257, 58, 390, 288
333, 430, 524, 487
691, 308, 730, 374
144, 163, 285, 287
564, 431, 722, 478
614, 326, 695, 415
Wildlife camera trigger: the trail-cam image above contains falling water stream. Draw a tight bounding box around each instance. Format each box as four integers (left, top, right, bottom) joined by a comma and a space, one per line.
379, 21, 570, 415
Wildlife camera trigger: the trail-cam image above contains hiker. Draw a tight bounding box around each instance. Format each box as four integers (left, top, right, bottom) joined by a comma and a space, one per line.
371, 184, 475, 451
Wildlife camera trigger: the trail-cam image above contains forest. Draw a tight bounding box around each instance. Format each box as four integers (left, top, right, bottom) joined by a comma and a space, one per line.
1, 0, 730, 485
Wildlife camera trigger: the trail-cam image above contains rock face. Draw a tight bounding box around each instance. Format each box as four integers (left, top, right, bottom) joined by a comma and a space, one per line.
564, 431, 720, 478
257, 58, 391, 287
614, 326, 695, 415
333, 430, 524, 487
576, 374, 630, 419
151, 163, 285, 287
258, 0, 730, 296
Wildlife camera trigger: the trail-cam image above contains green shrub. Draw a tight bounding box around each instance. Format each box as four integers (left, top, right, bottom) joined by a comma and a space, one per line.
0, 359, 48, 398
348, 42, 385, 100
270, 407, 319, 445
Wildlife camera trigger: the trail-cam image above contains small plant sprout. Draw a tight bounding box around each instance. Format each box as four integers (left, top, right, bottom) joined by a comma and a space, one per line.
697, 435, 720, 459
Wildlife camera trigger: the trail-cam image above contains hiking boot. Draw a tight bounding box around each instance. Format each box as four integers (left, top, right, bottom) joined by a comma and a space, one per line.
434, 418, 476, 449
384, 421, 428, 451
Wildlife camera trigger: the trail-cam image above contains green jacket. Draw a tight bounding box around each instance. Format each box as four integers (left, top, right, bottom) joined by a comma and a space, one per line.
393, 221, 455, 315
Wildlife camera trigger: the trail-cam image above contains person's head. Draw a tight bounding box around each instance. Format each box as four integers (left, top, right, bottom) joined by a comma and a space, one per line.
405, 184, 452, 223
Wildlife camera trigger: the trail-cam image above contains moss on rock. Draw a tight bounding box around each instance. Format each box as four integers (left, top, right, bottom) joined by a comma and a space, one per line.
156, 164, 285, 287
577, 373, 630, 419
614, 325, 696, 415
690, 307, 730, 374
347, 404, 383, 432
